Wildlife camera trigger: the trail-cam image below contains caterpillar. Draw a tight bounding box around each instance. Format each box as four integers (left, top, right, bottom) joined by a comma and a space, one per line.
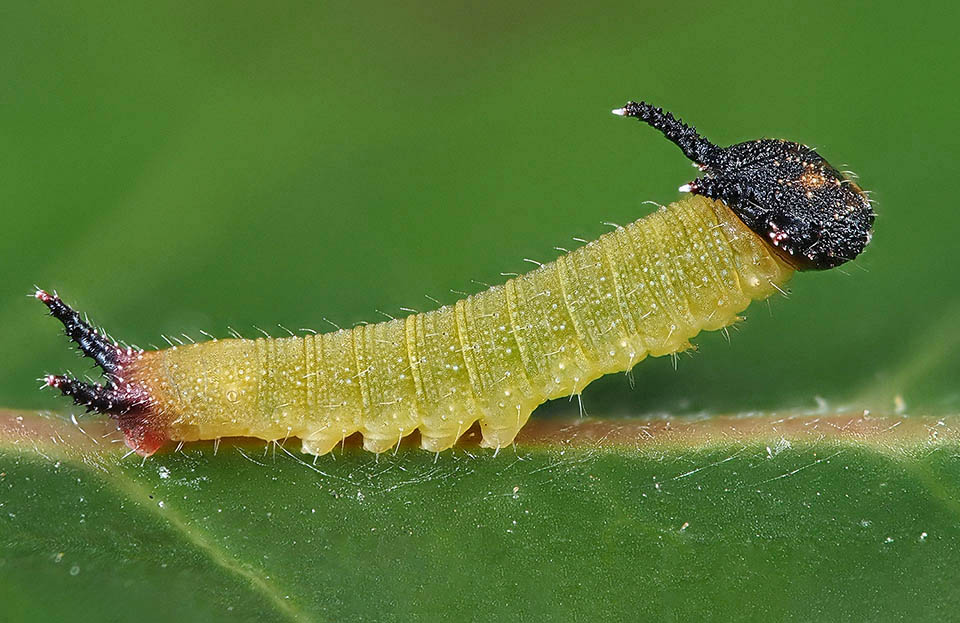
38, 101, 874, 457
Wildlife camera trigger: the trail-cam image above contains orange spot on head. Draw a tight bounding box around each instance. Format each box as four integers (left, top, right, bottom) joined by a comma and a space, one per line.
799, 171, 826, 189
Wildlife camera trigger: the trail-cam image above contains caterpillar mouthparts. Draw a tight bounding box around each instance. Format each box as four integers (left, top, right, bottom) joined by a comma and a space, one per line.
39, 102, 872, 458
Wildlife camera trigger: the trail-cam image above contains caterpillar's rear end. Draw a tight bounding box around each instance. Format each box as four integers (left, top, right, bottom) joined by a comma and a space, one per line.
38, 196, 794, 456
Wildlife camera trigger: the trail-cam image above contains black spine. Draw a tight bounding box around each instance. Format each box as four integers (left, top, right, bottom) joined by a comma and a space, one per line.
36, 289, 148, 418
37, 291, 123, 377
44, 375, 137, 414
618, 101, 719, 166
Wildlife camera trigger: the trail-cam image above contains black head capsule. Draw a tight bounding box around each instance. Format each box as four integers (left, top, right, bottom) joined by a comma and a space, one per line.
613, 101, 874, 270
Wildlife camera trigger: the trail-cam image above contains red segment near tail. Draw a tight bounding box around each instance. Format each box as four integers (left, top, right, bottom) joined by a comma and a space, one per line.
120, 421, 168, 457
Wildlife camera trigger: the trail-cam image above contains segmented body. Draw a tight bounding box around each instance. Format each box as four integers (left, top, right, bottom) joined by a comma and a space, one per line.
130, 196, 792, 455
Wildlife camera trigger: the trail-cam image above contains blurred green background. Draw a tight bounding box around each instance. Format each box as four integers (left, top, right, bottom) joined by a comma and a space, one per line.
2, 0, 957, 417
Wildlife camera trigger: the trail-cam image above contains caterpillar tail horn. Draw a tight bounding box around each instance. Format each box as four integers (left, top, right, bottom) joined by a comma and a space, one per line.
36, 289, 165, 457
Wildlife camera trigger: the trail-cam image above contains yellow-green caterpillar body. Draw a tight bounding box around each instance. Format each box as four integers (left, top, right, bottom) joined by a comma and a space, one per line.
124, 196, 791, 455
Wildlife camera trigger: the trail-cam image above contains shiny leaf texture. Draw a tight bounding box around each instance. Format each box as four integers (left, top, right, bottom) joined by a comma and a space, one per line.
3, 411, 960, 621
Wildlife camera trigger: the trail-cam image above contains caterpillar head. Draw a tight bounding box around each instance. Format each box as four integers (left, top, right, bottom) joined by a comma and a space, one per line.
614, 102, 875, 270
686, 139, 874, 269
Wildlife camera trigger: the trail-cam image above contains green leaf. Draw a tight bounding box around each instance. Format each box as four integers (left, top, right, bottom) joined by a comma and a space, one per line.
3, 410, 959, 621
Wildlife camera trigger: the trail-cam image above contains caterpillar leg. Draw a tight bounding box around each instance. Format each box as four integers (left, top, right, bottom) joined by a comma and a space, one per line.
417, 411, 481, 452
361, 431, 411, 454
301, 432, 343, 457
478, 402, 536, 450
419, 431, 463, 453
36, 289, 166, 457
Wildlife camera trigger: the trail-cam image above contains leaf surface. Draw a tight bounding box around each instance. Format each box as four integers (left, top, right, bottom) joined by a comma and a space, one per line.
3, 410, 959, 621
